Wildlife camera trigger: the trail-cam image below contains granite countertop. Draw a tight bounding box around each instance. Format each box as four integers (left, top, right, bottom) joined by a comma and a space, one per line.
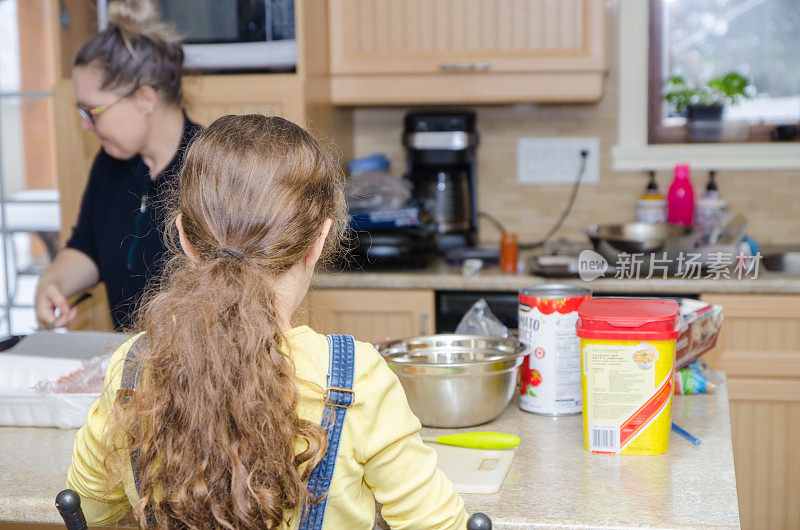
430, 376, 740, 529
313, 260, 800, 294
1, 380, 739, 528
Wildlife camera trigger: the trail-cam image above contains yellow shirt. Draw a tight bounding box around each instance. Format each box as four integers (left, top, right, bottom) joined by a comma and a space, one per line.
67, 327, 468, 529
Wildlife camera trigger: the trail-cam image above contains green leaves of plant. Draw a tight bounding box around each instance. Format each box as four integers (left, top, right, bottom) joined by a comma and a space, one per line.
708, 73, 751, 103
663, 71, 753, 114
664, 76, 695, 114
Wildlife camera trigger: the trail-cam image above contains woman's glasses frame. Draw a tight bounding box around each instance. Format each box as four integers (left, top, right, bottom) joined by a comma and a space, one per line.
75, 94, 127, 126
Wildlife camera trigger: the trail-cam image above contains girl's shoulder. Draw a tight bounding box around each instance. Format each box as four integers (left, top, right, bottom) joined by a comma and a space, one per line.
285, 326, 390, 391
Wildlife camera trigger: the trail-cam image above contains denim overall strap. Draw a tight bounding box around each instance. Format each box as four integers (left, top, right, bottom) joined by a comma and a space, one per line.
119, 335, 145, 405
300, 334, 356, 530
117, 334, 154, 525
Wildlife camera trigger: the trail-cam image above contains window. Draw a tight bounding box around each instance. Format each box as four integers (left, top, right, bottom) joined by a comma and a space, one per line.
0, 0, 60, 335
649, 0, 800, 144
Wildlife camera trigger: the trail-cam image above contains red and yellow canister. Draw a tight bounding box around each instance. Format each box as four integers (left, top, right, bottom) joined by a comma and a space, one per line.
576, 298, 680, 455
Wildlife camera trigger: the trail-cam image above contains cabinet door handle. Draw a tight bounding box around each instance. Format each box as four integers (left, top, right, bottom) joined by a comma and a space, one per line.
438, 61, 491, 72
420, 311, 429, 335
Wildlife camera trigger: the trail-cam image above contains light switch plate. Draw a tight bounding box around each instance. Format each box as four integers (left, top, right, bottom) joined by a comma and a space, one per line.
517, 137, 600, 185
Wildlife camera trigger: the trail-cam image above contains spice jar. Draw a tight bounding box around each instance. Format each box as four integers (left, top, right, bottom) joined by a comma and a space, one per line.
500, 232, 518, 273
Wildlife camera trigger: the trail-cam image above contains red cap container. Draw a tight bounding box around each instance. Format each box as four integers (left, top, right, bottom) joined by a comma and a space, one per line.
576, 298, 680, 341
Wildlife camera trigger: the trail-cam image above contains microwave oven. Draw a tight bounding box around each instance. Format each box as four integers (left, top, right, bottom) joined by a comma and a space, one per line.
97, 0, 296, 72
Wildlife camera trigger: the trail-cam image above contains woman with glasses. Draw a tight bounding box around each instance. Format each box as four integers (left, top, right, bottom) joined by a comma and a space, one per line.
35, 0, 201, 330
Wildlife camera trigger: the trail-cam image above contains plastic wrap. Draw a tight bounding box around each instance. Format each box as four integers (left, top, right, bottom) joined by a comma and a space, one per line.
674, 360, 722, 395
346, 170, 412, 213
675, 299, 724, 368
33, 353, 110, 394
455, 298, 509, 338
346, 153, 411, 213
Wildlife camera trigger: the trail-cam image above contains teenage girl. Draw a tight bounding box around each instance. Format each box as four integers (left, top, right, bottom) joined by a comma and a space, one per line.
66, 114, 468, 529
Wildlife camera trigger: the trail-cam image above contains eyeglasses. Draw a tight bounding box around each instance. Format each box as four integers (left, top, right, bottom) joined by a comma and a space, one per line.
75, 95, 126, 126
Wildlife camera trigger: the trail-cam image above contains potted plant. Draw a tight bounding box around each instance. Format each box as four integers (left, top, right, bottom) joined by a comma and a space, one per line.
663, 72, 753, 142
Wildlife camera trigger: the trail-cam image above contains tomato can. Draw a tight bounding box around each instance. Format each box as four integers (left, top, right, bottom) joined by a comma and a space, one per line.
518, 285, 592, 416
577, 298, 680, 455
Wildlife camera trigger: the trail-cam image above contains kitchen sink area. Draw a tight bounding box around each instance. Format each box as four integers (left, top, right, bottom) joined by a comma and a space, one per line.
762, 244, 800, 274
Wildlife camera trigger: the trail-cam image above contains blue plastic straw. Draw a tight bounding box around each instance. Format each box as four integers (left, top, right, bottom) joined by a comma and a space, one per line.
672, 423, 701, 446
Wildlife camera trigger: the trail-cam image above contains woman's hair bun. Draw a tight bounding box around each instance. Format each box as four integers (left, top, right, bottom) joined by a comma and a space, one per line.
108, 0, 180, 45
75, 0, 184, 104
109, 0, 157, 31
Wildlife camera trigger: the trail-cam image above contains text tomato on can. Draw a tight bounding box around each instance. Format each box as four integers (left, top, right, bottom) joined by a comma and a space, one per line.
518, 285, 592, 416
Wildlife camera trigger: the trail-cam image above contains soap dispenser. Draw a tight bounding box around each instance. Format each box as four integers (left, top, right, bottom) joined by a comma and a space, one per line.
695, 170, 728, 240
667, 164, 695, 226
637, 170, 667, 223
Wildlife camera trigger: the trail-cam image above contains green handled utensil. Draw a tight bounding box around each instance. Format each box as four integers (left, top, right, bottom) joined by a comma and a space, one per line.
422, 432, 520, 450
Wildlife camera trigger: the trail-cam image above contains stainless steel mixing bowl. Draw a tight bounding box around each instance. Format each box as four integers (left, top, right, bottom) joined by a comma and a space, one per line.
375, 334, 526, 428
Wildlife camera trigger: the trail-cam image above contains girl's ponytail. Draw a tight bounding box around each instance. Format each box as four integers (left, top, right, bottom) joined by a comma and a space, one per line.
108, 115, 347, 528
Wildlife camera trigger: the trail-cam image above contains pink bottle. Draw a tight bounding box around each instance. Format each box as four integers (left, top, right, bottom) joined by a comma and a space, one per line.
667, 164, 695, 226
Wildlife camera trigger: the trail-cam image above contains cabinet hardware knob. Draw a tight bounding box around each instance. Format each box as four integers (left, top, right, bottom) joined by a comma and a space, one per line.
439, 61, 491, 72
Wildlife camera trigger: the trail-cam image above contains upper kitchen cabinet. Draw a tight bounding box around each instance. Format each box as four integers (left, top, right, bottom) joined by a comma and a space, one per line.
182, 0, 346, 134
327, 0, 607, 105
182, 74, 306, 127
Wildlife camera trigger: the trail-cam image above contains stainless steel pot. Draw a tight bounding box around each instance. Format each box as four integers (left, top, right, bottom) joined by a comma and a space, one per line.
585, 222, 698, 265
375, 334, 526, 428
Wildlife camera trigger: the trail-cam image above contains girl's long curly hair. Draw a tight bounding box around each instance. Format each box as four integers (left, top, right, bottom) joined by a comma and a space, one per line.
106, 114, 348, 528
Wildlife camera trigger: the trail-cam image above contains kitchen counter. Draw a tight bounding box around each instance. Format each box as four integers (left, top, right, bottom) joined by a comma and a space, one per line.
431, 376, 740, 529
313, 261, 800, 294
2, 379, 739, 528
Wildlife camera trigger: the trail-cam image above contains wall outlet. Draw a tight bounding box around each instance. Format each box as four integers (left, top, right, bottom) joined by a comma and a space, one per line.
517, 137, 600, 185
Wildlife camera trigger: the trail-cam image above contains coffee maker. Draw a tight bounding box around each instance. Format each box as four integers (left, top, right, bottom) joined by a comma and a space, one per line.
403, 111, 478, 252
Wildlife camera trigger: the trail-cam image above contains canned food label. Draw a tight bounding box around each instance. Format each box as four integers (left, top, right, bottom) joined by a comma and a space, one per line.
518, 293, 589, 415
583, 342, 673, 453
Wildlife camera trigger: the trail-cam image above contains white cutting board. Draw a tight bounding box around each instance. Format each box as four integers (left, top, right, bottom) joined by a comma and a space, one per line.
425, 442, 517, 494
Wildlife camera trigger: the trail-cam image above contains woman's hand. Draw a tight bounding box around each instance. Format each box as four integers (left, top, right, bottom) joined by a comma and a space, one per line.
35, 282, 77, 329
34, 248, 101, 329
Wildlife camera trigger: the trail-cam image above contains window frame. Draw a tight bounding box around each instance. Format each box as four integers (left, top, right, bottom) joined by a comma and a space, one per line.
647, 0, 796, 145
648, 0, 674, 145
612, 0, 800, 171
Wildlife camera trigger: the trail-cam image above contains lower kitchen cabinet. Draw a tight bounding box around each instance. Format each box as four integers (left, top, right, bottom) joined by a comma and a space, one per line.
306, 289, 434, 344
700, 293, 800, 530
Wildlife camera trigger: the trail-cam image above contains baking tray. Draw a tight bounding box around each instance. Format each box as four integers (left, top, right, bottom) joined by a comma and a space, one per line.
0, 331, 129, 428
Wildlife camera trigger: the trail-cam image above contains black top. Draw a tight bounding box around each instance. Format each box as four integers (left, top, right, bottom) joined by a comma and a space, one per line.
67, 116, 202, 330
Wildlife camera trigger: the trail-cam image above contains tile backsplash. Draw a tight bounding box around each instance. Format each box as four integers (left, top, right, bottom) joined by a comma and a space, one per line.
349, 16, 800, 247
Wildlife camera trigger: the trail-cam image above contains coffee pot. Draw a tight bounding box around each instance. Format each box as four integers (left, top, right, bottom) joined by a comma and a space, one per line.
404, 111, 478, 251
